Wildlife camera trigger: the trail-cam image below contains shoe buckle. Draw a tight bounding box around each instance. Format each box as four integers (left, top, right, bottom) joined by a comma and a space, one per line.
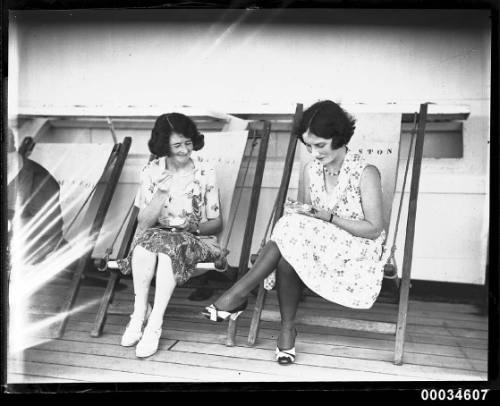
229, 311, 241, 321
207, 305, 218, 321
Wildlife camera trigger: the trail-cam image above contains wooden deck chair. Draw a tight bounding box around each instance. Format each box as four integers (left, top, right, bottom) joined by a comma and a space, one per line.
90, 122, 272, 338
13, 134, 131, 339
242, 103, 430, 365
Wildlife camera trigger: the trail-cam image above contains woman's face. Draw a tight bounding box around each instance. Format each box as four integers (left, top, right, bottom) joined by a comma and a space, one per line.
169, 132, 194, 163
302, 130, 343, 165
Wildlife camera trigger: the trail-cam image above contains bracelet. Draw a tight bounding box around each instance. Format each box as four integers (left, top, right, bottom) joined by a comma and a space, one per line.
329, 214, 334, 222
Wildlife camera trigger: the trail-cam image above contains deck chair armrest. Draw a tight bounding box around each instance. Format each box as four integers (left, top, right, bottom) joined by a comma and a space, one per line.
106, 259, 218, 271
107, 260, 120, 270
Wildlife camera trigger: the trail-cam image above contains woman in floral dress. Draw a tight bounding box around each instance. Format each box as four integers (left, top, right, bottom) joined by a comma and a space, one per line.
118, 113, 226, 358
202, 100, 385, 365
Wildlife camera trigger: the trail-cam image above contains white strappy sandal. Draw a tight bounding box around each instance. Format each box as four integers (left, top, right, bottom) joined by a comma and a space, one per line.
201, 301, 247, 322
275, 327, 298, 365
275, 347, 296, 365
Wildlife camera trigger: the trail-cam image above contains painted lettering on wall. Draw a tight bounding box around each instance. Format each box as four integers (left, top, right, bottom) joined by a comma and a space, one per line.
356, 148, 393, 155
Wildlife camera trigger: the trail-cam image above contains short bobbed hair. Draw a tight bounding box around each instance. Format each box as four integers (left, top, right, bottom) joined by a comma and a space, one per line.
298, 100, 356, 150
148, 113, 205, 157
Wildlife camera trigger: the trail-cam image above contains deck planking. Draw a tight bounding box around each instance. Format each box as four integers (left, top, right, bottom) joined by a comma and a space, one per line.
8, 277, 488, 383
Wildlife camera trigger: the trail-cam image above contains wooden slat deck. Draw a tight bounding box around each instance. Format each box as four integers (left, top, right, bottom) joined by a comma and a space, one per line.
7, 277, 488, 383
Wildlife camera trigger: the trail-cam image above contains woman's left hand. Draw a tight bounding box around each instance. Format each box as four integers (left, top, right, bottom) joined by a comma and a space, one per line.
186, 222, 199, 235
182, 217, 200, 235
302, 206, 331, 222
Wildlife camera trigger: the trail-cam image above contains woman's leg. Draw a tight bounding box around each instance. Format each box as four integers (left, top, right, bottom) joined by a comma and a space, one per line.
276, 258, 303, 350
145, 252, 177, 331
136, 252, 177, 357
130, 245, 157, 320
214, 240, 282, 311
121, 245, 157, 347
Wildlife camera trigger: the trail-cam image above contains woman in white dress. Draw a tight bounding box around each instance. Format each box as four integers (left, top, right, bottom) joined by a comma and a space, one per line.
202, 100, 385, 365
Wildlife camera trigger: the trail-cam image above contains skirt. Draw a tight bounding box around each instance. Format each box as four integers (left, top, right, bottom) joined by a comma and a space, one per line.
116, 227, 224, 285
267, 213, 385, 309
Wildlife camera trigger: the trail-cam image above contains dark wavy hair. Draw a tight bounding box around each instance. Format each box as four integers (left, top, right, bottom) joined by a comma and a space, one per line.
148, 113, 205, 157
298, 100, 356, 150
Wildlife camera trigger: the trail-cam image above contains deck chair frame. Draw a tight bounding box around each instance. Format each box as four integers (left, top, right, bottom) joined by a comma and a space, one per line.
237, 103, 429, 366
90, 121, 272, 338
225, 105, 304, 346
17, 135, 132, 338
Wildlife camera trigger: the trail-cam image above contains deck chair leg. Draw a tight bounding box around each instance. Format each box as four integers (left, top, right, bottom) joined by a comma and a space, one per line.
224, 123, 271, 347
226, 318, 238, 347
246, 105, 303, 347
394, 272, 411, 365
91, 270, 121, 337
54, 138, 131, 339
50, 259, 86, 338
248, 282, 267, 346
394, 103, 428, 365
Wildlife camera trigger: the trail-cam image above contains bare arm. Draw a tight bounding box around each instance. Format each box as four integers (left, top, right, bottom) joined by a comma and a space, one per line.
198, 216, 222, 236
134, 167, 172, 234
136, 190, 168, 233
304, 165, 384, 240
297, 162, 312, 205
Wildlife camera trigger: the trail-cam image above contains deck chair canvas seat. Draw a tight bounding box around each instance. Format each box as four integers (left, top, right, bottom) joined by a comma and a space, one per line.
90, 126, 269, 337
237, 103, 430, 365
13, 136, 131, 338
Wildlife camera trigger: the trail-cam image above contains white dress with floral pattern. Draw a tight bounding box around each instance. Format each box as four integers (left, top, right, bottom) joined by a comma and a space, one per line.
134, 155, 221, 226
268, 150, 386, 309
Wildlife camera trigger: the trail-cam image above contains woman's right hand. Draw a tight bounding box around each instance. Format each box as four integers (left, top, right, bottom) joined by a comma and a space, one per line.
284, 198, 313, 215
156, 171, 174, 193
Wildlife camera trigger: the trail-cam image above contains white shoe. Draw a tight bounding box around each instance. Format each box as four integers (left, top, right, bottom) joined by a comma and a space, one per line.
135, 324, 162, 358
120, 304, 152, 347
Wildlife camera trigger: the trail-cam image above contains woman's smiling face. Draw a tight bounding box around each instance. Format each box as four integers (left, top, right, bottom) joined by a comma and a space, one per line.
169, 132, 194, 163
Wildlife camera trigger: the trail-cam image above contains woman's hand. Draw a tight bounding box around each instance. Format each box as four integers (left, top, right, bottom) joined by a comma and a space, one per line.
284, 198, 314, 215
300, 165, 384, 240
302, 206, 331, 222
185, 221, 200, 235
170, 217, 199, 234
156, 171, 174, 192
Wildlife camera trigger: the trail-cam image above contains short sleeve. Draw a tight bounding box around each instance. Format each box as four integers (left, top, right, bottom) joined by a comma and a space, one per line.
204, 165, 220, 219
134, 163, 154, 210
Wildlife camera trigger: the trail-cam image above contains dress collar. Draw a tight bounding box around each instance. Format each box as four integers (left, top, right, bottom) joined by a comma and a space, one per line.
161, 156, 197, 175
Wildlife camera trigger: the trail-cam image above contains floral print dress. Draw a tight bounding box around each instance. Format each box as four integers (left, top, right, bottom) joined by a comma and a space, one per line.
117, 156, 224, 285
268, 150, 386, 309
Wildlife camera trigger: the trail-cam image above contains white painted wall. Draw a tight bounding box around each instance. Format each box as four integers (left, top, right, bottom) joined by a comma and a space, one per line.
9, 9, 490, 284
9, 10, 490, 111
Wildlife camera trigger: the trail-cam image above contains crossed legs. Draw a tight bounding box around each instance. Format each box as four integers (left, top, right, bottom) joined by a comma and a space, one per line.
127, 241, 303, 358
213, 240, 282, 311
276, 258, 303, 352
211, 240, 303, 356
